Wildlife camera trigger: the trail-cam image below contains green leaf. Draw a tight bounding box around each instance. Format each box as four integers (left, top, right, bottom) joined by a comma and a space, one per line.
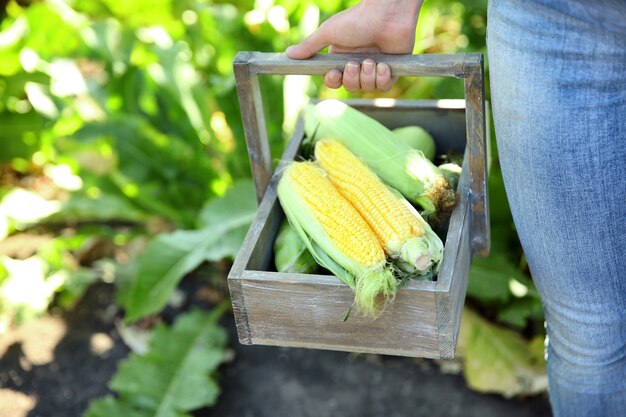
56, 268, 99, 309
459, 308, 547, 398
84, 308, 229, 417
85, 397, 148, 417
123, 181, 256, 321
21, 4, 84, 59
197, 179, 255, 229
273, 220, 317, 274
51, 193, 144, 222
122, 228, 214, 322
467, 254, 526, 304
496, 297, 545, 329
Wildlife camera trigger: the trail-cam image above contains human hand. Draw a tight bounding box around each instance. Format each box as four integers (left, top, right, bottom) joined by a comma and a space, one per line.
286, 0, 423, 92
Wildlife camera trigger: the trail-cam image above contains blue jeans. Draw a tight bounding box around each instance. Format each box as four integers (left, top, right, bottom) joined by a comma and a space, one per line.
487, 0, 626, 415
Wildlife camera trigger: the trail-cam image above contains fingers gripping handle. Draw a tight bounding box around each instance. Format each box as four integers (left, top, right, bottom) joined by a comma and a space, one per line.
233, 51, 489, 257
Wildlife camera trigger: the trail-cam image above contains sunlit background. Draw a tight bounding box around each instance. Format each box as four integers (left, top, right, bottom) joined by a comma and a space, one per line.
0, 1, 548, 416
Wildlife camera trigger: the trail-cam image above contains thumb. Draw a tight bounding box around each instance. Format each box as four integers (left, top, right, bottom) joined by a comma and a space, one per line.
286, 25, 330, 59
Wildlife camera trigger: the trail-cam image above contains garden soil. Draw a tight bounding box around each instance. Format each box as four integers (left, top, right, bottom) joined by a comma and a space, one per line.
0, 282, 552, 417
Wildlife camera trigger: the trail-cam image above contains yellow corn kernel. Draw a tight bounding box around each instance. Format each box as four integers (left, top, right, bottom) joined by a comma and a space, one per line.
315, 139, 443, 275
281, 162, 384, 269
277, 161, 397, 316
316, 139, 423, 247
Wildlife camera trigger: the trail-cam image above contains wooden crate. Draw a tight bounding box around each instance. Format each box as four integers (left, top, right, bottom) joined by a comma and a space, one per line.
228, 53, 490, 359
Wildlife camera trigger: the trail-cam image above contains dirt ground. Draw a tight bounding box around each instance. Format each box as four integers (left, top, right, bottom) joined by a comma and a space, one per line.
0, 282, 553, 417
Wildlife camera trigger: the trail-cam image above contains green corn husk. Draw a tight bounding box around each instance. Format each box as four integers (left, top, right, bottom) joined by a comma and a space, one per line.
274, 220, 318, 274
393, 125, 437, 162
305, 99, 457, 223
277, 162, 397, 318
438, 162, 462, 191
391, 190, 445, 276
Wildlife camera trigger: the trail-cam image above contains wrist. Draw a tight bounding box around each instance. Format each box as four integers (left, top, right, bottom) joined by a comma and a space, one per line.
360, 0, 423, 20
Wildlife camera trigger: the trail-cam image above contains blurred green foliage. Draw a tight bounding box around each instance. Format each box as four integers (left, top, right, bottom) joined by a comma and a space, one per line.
85, 306, 230, 417
0, 0, 544, 400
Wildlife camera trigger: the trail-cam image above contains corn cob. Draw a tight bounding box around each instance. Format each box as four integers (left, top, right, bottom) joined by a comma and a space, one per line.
277, 161, 396, 316
315, 139, 444, 275
304, 99, 457, 224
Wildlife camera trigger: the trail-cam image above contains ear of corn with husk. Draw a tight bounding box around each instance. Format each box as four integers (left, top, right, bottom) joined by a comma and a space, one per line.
393, 125, 437, 162
277, 161, 397, 316
304, 99, 457, 224
315, 139, 443, 276
438, 162, 462, 190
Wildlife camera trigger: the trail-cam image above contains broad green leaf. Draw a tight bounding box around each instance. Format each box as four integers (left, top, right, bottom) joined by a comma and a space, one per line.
101, 0, 180, 31
0, 17, 27, 76
84, 308, 228, 417
24, 3, 84, 58
85, 397, 149, 417
122, 228, 214, 322
123, 181, 256, 321
55, 268, 98, 309
459, 308, 547, 398
74, 118, 218, 224
197, 179, 255, 228
468, 254, 526, 304
0, 48, 22, 76
497, 297, 545, 329
51, 193, 144, 222
0, 111, 46, 161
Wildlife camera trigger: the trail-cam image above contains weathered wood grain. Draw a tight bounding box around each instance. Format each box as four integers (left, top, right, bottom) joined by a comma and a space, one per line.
435, 155, 472, 358
240, 271, 440, 358
464, 58, 490, 257
238, 52, 481, 79
233, 54, 272, 202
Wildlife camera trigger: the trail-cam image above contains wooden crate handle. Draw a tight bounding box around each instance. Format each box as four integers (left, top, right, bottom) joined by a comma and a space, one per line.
233, 52, 489, 257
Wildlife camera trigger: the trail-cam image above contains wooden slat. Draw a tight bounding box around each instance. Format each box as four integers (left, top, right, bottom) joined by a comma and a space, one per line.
239, 52, 482, 79
233, 54, 272, 202
434, 155, 469, 295
240, 271, 441, 358
435, 156, 472, 358
227, 276, 252, 344
463, 58, 490, 257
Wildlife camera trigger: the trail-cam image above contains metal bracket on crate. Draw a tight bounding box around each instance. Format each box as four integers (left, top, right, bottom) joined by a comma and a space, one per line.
233, 52, 490, 257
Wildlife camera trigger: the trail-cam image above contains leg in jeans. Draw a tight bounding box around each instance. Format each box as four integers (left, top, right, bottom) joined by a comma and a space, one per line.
487, 0, 626, 415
